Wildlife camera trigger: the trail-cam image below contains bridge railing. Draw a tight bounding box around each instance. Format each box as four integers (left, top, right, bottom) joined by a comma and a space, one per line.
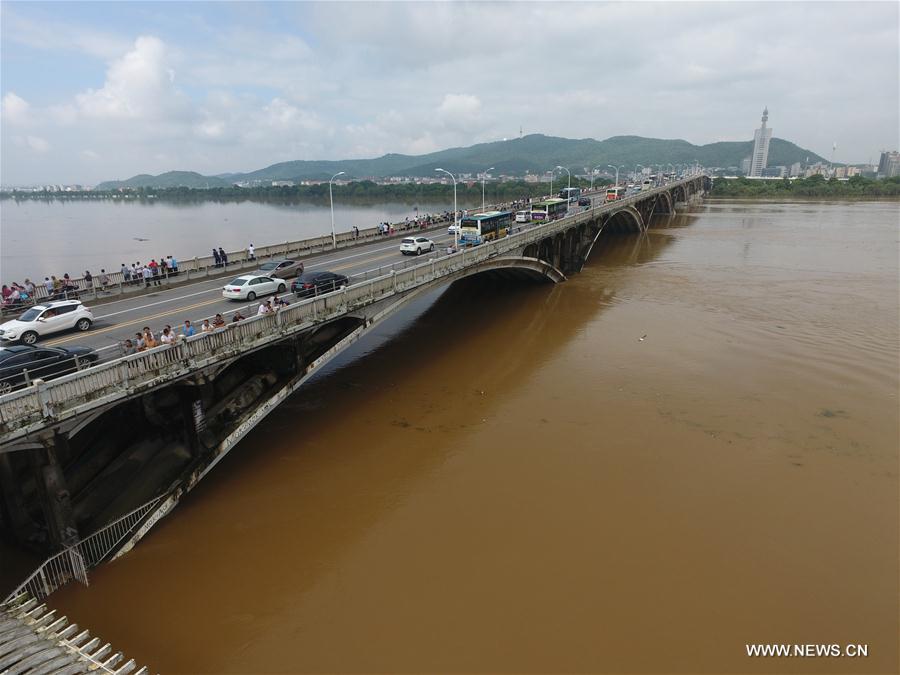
3, 495, 165, 604
0, 178, 703, 441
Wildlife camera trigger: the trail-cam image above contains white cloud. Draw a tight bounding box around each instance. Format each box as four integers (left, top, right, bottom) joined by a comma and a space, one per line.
75, 36, 191, 122
1, 93, 31, 126
1, 2, 897, 184
26, 135, 50, 153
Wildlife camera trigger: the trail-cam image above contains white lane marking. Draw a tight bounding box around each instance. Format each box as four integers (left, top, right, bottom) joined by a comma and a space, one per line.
93, 233, 455, 319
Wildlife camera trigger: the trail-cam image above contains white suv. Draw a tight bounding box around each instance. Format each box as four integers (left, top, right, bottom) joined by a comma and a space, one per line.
400, 237, 435, 256
0, 300, 94, 345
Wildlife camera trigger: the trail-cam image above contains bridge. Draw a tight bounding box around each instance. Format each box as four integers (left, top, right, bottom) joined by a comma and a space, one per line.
0, 175, 709, 583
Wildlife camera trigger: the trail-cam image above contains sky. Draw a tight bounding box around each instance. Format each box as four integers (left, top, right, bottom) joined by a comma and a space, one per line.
1, 1, 898, 185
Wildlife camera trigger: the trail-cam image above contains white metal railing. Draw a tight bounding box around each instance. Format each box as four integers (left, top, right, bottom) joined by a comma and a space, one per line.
0, 178, 704, 441
3, 495, 165, 604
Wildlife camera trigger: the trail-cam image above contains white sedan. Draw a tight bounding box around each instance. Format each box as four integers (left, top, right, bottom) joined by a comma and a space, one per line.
222, 274, 286, 301
400, 237, 436, 256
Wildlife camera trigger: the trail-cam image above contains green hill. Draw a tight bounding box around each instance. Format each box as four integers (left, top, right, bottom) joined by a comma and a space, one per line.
96, 171, 229, 190
97, 135, 827, 188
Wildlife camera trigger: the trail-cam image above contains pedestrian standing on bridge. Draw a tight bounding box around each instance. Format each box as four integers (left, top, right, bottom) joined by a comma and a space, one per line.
183, 319, 195, 337
84, 270, 93, 290
201, 318, 213, 333
143, 327, 158, 349
218, 247, 228, 266
167, 255, 178, 274
232, 311, 245, 323
160, 326, 175, 345
212, 313, 226, 328
122, 339, 136, 356
142, 265, 152, 288
134, 332, 146, 351
99, 270, 110, 292
212, 248, 221, 268
122, 264, 131, 284
247, 243, 255, 260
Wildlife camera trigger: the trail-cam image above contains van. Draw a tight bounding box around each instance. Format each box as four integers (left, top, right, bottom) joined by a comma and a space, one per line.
515, 210, 530, 223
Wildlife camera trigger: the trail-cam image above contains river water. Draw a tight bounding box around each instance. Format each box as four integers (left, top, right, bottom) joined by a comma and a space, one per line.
35, 199, 900, 672
0, 198, 456, 284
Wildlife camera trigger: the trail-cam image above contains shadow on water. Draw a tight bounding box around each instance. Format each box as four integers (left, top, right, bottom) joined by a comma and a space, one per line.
46, 223, 685, 670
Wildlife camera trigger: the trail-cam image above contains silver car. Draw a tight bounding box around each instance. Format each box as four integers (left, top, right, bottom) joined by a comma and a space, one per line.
256, 259, 304, 279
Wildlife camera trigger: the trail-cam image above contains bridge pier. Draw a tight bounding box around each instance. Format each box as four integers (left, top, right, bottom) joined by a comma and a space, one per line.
30, 434, 80, 548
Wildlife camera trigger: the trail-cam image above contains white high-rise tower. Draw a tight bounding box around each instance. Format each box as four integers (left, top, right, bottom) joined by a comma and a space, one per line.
749, 107, 772, 177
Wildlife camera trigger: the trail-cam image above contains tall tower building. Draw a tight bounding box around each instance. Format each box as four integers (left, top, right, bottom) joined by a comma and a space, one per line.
749, 107, 772, 177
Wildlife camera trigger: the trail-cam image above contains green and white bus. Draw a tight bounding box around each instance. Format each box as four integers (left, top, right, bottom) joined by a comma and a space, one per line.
459, 211, 513, 245
530, 198, 568, 222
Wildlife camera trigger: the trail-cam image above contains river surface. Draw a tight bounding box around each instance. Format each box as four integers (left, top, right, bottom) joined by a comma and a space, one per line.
37, 199, 900, 672
0, 199, 458, 283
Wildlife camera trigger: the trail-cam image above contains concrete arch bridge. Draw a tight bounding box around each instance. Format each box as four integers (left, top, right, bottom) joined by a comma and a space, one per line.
0, 175, 710, 573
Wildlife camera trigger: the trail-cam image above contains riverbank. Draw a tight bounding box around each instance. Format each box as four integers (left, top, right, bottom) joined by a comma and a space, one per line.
0, 178, 604, 207
711, 174, 900, 198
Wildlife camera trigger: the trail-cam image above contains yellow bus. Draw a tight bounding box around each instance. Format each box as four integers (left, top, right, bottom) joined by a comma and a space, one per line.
459, 210, 513, 245
530, 198, 568, 221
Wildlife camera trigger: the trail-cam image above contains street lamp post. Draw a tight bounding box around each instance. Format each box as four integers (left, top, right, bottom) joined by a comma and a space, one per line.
435, 168, 458, 248
329, 171, 345, 249
591, 165, 604, 191
556, 165, 571, 194
608, 164, 621, 187
481, 166, 494, 212
635, 164, 644, 182
549, 170, 554, 197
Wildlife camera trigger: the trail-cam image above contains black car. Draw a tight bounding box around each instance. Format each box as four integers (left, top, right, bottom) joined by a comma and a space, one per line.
291, 271, 350, 298
0, 344, 98, 394
577, 197, 592, 207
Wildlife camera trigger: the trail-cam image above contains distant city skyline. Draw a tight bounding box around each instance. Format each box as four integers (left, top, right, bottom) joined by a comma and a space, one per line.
1, 1, 898, 184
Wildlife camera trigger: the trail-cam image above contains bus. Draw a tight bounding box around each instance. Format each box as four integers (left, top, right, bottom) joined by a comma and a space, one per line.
530, 198, 568, 222
605, 186, 627, 201
558, 187, 581, 203
458, 210, 513, 245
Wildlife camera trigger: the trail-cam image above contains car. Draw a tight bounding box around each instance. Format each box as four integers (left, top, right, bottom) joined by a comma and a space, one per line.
400, 237, 435, 256
515, 210, 531, 223
291, 271, 350, 298
0, 344, 98, 394
221, 274, 286, 301
447, 223, 461, 235
577, 197, 592, 207
0, 300, 94, 345
256, 259, 304, 279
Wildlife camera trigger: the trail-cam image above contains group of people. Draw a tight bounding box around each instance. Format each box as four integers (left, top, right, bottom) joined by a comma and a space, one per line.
121, 294, 290, 355
1, 280, 36, 309
212, 243, 255, 268
120, 256, 179, 288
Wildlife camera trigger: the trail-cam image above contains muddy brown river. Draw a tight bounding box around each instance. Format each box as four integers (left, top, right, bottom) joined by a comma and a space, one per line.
36, 199, 900, 673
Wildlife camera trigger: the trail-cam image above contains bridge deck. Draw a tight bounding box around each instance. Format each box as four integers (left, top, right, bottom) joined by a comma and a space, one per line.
0, 176, 707, 446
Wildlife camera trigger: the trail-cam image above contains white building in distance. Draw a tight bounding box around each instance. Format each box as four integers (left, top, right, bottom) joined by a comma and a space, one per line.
749, 108, 772, 177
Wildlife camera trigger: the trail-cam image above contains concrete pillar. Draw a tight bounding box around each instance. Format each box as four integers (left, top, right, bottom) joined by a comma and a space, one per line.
30, 435, 80, 548
0, 453, 32, 541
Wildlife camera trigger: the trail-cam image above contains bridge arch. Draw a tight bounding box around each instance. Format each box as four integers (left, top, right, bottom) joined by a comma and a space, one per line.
670, 184, 687, 205
653, 191, 674, 215
605, 205, 645, 234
